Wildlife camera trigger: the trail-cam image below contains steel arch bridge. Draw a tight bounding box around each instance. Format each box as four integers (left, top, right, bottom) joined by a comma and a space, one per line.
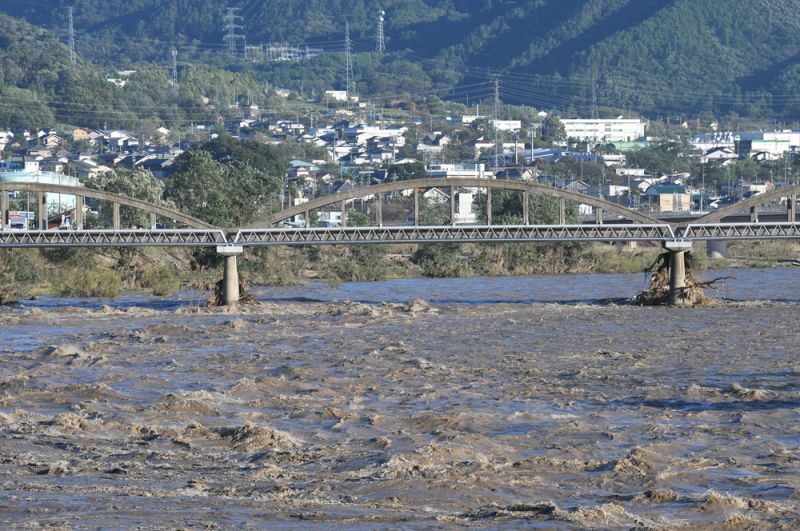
1, 179, 800, 247
0, 182, 216, 230
245, 177, 662, 228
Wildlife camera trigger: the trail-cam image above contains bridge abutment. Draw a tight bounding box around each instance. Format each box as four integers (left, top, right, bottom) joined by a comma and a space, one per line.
217, 245, 244, 307
663, 241, 693, 306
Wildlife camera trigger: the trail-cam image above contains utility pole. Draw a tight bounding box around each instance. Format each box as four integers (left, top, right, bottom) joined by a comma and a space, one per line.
344, 21, 355, 103
376, 10, 385, 54
591, 64, 598, 119
171, 48, 178, 89
68, 7, 76, 64
494, 77, 501, 168
530, 126, 534, 163
223, 7, 244, 58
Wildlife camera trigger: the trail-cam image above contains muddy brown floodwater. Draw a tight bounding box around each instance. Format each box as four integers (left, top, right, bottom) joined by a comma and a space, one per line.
1, 271, 800, 528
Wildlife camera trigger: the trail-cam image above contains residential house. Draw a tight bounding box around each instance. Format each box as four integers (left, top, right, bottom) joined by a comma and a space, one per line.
40, 133, 62, 149
417, 132, 450, 156
561, 180, 590, 194
40, 156, 69, 174
644, 184, 691, 213
26, 146, 52, 159
471, 137, 495, 159
70, 159, 112, 180
421, 187, 449, 204
495, 167, 535, 181
703, 146, 738, 163
71, 127, 91, 142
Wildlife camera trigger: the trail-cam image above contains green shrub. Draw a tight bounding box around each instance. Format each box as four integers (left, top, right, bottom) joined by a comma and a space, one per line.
413, 243, 470, 278
0, 249, 43, 303
141, 264, 181, 296
58, 269, 122, 298
331, 246, 388, 281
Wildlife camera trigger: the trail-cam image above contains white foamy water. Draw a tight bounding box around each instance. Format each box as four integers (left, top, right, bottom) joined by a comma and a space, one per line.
1, 269, 799, 527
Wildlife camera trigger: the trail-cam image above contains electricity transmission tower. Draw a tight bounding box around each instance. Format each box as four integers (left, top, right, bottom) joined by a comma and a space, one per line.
376, 10, 385, 54
223, 7, 244, 57
68, 7, 76, 64
171, 48, 178, 88
345, 21, 355, 101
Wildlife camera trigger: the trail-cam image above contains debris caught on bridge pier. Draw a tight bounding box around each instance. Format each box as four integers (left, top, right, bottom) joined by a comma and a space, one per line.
632, 252, 711, 307
207, 278, 257, 307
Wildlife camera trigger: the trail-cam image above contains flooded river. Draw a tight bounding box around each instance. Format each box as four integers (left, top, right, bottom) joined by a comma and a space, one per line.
1, 268, 799, 527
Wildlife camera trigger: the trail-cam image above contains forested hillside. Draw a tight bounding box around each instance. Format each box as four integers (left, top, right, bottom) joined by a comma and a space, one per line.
4, 0, 800, 119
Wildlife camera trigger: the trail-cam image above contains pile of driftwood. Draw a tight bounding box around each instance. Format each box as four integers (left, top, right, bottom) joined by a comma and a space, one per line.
633, 252, 731, 306
206, 278, 258, 307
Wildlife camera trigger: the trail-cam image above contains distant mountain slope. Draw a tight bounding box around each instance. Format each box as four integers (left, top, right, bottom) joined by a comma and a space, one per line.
3, 0, 800, 118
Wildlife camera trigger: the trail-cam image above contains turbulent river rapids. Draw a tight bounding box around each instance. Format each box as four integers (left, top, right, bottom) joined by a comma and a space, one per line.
1, 268, 799, 527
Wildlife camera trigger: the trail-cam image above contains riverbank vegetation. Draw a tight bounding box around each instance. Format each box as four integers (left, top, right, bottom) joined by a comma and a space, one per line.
2, 239, 796, 304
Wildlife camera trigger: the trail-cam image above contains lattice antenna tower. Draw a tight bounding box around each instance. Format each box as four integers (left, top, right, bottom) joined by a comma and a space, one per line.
68, 7, 76, 64
376, 10, 385, 54
171, 48, 178, 88
345, 21, 355, 101
223, 7, 245, 57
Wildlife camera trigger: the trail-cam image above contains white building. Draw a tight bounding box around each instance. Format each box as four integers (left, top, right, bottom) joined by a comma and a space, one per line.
454, 191, 477, 224
491, 120, 522, 132
602, 153, 626, 166
692, 130, 800, 159
426, 163, 488, 179
325, 90, 358, 103
562, 118, 646, 142
616, 168, 646, 177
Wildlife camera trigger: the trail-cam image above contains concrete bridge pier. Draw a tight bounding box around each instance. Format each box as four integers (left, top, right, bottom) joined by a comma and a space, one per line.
663, 240, 693, 305
217, 245, 244, 306
0, 188, 8, 228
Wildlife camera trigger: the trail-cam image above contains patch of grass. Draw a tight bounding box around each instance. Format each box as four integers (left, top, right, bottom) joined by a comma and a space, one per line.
587, 244, 662, 274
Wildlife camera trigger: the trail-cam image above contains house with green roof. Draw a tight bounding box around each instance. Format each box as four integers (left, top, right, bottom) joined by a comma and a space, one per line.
644, 183, 691, 213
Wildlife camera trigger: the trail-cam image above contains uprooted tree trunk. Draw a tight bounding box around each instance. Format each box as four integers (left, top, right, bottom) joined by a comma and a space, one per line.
633, 251, 730, 307
206, 278, 258, 307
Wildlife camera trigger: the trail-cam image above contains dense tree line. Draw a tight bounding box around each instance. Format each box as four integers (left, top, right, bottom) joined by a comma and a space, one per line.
5, 1, 800, 130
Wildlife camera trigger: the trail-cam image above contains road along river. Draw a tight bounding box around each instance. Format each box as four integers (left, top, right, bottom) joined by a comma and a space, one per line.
1, 268, 799, 527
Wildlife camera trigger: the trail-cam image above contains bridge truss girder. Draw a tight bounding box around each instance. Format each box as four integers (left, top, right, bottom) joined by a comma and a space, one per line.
232, 224, 677, 246
0, 229, 227, 247
679, 223, 800, 240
